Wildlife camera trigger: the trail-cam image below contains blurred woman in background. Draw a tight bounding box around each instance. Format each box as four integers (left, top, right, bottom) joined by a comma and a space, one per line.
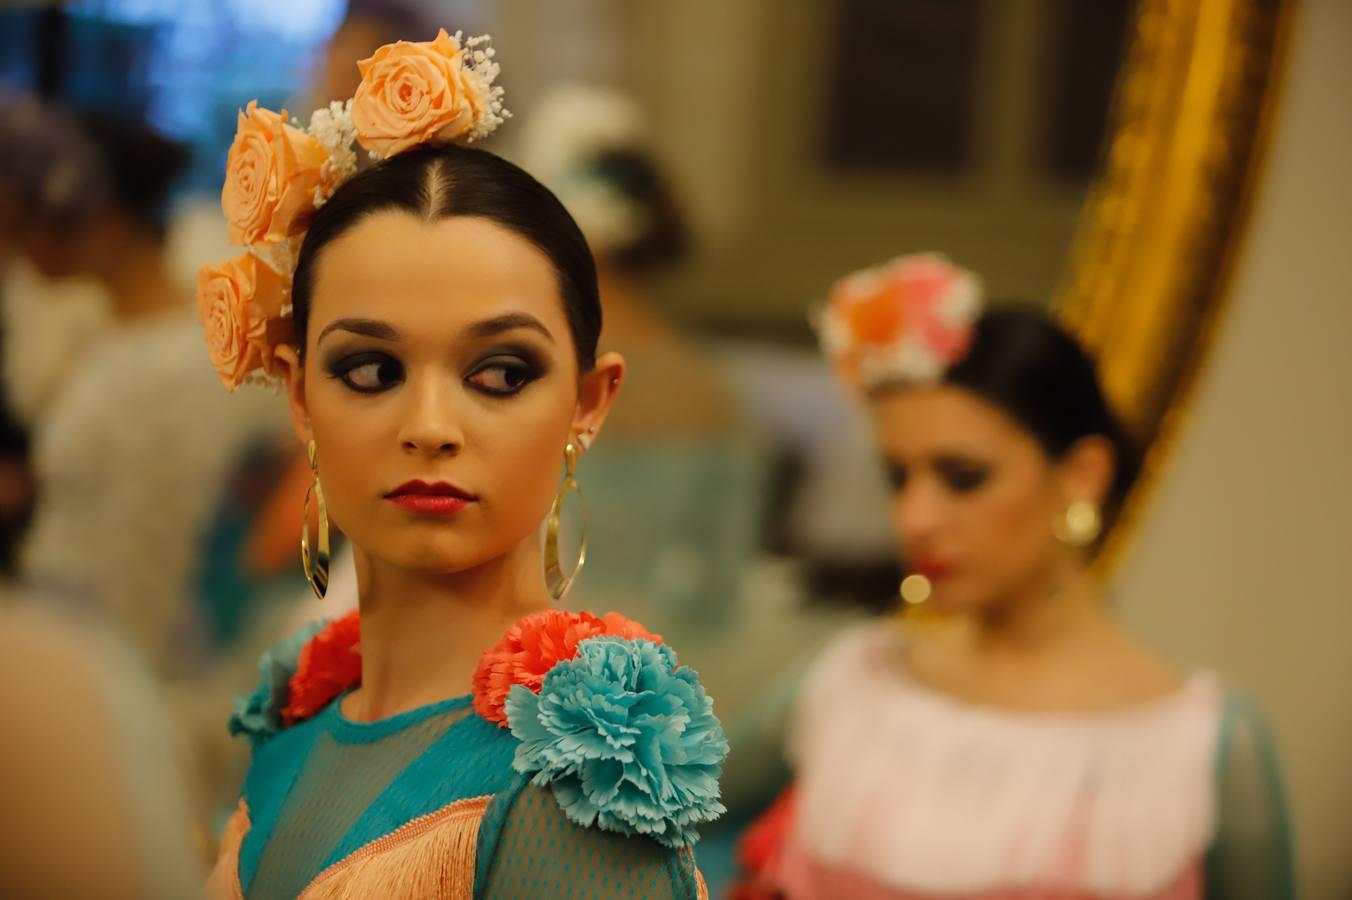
0, 96, 282, 676
0, 596, 201, 899
517, 87, 823, 892
516, 84, 763, 636
737, 255, 1295, 899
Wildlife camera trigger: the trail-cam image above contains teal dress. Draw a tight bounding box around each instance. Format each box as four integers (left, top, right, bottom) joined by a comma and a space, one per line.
208, 610, 727, 899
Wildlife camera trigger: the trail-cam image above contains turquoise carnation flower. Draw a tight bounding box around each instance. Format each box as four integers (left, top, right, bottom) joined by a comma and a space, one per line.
228, 618, 325, 748
506, 635, 729, 849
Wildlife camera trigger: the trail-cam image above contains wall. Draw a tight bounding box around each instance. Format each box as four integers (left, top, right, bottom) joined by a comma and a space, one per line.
492, 0, 1091, 328
1117, 1, 1352, 896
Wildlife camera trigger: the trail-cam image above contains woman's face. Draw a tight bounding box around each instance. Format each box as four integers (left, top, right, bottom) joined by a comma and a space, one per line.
281, 211, 620, 576
870, 384, 1076, 612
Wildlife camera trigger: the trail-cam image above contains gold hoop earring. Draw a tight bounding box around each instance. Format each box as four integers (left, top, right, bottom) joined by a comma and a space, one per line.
544, 442, 587, 602
1055, 499, 1102, 549
301, 440, 330, 599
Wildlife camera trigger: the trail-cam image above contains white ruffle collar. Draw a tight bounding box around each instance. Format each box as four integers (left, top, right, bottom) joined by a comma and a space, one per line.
787, 623, 1223, 896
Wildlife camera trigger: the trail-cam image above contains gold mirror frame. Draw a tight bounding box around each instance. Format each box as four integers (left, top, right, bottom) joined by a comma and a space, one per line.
1055, 0, 1296, 575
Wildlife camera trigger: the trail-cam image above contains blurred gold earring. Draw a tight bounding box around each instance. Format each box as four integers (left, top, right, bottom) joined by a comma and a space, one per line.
1055, 499, 1102, 549
544, 442, 587, 601
301, 440, 330, 599
899, 574, 932, 606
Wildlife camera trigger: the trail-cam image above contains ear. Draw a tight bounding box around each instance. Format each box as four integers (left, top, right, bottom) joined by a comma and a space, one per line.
1057, 435, 1117, 509
572, 351, 626, 451
273, 344, 314, 449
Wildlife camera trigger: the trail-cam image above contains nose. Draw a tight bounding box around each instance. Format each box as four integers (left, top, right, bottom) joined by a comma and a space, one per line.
893, 480, 943, 554
397, 375, 464, 457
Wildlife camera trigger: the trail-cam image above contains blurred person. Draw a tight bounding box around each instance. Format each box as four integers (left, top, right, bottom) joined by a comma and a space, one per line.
199, 33, 725, 897
0, 95, 282, 676
0, 597, 202, 899
312, 0, 433, 106
518, 86, 812, 892
735, 255, 1295, 899
515, 83, 773, 674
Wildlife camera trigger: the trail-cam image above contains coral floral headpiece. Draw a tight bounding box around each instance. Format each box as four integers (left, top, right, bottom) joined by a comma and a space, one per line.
816, 252, 984, 389
197, 30, 509, 391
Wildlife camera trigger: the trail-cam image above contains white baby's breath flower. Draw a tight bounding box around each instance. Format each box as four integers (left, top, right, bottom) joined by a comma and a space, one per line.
248, 239, 299, 280
306, 99, 358, 207
461, 33, 510, 141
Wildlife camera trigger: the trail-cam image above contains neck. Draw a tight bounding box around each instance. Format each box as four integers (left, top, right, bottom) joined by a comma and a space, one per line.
345, 535, 550, 721
100, 237, 181, 323
973, 552, 1107, 655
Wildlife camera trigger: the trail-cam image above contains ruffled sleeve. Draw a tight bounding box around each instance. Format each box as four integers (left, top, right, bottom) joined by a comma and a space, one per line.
1204, 693, 1297, 900
477, 632, 727, 897
228, 612, 361, 750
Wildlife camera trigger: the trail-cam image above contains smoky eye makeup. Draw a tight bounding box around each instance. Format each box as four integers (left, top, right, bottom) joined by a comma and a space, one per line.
325, 349, 405, 394
465, 343, 551, 397
934, 456, 994, 493
883, 459, 909, 491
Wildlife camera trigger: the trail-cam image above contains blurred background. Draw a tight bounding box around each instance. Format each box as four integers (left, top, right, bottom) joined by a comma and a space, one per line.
0, 0, 1346, 897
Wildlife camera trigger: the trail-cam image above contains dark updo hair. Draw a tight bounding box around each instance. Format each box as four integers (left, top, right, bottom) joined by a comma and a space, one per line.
588, 149, 689, 275
291, 144, 601, 371
942, 307, 1140, 525
0, 97, 186, 238
75, 110, 190, 239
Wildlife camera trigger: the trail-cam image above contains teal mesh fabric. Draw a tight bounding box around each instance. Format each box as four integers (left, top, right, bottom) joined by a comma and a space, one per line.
236, 707, 328, 893
238, 693, 520, 898
1203, 692, 1297, 900
477, 781, 703, 899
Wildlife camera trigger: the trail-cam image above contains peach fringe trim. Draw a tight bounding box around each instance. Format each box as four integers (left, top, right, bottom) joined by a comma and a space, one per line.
202, 796, 491, 900
204, 800, 249, 900
695, 856, 710, 899
301, 795, 490, 899
206, 795, 708, 899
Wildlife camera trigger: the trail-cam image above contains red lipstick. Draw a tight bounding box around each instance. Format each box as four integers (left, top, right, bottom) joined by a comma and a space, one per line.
913, 559, 954, 581
385, 480, 478, 515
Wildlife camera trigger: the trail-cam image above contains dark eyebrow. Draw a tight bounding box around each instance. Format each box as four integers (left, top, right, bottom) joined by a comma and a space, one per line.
317, 318, 403, 344
467, 313, 554, 343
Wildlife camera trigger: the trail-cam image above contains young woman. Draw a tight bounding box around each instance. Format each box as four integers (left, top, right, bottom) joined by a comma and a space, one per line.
198, 32, 725, 898
737, 255, 1295, 899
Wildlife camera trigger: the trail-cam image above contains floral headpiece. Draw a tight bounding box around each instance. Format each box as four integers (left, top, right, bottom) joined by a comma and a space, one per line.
816, 252, 983, 389
196, 30, 508, 391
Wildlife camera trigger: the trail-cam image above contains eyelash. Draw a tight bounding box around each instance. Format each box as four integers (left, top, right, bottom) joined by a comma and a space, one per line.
324, 352, 545, 397
328, 352, 403, 394
466, 357, 543, 396
884, 462, 992, 494
940, 465, 990, 494
885, 462, 908, 491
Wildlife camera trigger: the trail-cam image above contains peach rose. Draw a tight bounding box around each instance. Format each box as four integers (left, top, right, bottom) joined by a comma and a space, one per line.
221, 101, 332, 246
831, 255, 974, 345
830, 270, 908, 346
352, 29, 490, 157
196, 253, 290, 391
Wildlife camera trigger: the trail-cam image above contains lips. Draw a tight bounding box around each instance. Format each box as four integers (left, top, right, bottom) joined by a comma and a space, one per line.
912, 559, 954, 581
385, 480, 478, 515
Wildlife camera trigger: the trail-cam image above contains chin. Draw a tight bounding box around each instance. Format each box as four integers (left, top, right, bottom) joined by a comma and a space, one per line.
925, 578, 995, 614
374, 521, 529, 575
387, 539, 495, 574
